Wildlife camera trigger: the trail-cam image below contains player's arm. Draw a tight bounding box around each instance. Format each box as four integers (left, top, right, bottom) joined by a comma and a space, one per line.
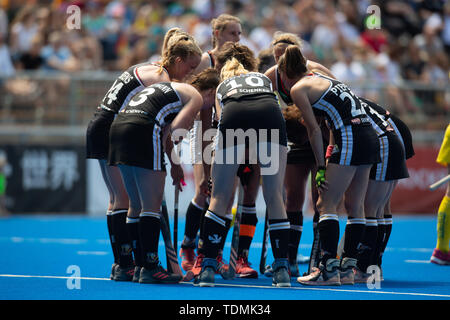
307, 60, 336, 79
291, 82, 328, 190
169, 83, 204, 138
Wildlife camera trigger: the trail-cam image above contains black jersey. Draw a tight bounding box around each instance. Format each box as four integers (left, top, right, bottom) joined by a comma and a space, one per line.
216, 72, 275, 105
361, 100, 394, 137
119, 82, 182, 127
275, 67, 293, 105
310, 73, 370, 131
97, 63, 147, 114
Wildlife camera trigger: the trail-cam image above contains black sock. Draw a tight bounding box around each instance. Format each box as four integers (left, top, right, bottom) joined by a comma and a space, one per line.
111, 209, 133, 267
183, 200, 204, 248
287, 211, 303, 263
126, 217, 143, 267
318, 214, 340, 266
373, 218, 386, 266
219, 213, 233, 256
197, 202, 209, 255
342, 217, 366, 259
238, 205, 258, 257
379, 215, 393, 266
106, 210, 118, 263
202, 210, 228, 259
268, 219, 290, 259
357, 217, 378, 272
139, 212, 161, 269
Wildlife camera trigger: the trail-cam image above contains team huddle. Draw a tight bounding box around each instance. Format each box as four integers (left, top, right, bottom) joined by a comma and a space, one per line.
86, 14, 414, 287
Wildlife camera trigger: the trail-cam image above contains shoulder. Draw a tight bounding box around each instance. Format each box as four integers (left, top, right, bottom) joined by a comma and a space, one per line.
193, 52, 214, 74
264, 65, 276, 82
136, 64, 170, 85
171, 82, 202, 101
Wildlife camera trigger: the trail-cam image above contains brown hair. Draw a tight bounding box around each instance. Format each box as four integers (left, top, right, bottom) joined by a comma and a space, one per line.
211, 14, 241, 48
257, 48, 276, 73
189, 68, 220, 91
160, 28, 202, 73
271, 32, 302, 49
215, 42, 257, 73
277, 45, 308, 78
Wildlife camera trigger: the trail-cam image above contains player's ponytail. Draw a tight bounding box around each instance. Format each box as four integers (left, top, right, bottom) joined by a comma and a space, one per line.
220, 57, 248, 80
160, 29, 202, 74
277, 45, 308, 79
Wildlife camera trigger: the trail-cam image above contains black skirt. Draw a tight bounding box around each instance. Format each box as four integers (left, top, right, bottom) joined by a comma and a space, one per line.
370, 131, 409, 181
108, 114, 166, 171
86, 110, 115, 160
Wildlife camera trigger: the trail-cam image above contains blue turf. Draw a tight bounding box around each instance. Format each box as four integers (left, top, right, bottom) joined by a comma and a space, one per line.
0, 215, 449, 300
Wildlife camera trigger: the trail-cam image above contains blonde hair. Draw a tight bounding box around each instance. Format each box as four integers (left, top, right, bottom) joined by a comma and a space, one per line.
159, 28, 202, 74
220, 57, 249, 80
211, 14, 241, 48
271, 32, 302, 49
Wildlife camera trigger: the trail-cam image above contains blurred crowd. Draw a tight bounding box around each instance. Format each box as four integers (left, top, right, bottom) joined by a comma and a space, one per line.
0, 0, 448, 120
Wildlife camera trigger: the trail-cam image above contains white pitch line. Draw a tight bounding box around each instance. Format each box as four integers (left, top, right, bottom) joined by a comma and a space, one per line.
405, 260, 431, 264
1, 274, 449, 299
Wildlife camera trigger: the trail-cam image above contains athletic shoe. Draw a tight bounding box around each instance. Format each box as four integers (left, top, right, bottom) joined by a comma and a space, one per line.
339, 257, 356, 285
430, 248, 450, 265
354, 267, 371, 284
297, 259, 341, 286
194, 258, 217, 287
110, 263, 118, 280
236, 255, 258, 278
289, 261, 300, 277
216, 254, 229, 275
272, 259, 291, 287
113, 265, 135, 281
139, 264, 182, 284
132, 266, 142, 283
263, 265, 273, 277
180, 247, 196, 271
190, 253, 204, 278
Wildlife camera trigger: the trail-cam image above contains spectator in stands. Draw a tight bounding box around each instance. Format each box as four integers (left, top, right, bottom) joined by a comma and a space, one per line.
9, 6, 39, 60
0, 34, 15, 77
18, 36, 44, 70
41, 31, 80, 72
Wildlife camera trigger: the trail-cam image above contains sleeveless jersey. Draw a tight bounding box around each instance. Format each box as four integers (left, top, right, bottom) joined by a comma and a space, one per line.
275, 66, 293, 105
98, 63, 148, 114
310, 73, 370, 131
361, 100, 394, 137
119, 82, 182, 127
216, 72, 275, 105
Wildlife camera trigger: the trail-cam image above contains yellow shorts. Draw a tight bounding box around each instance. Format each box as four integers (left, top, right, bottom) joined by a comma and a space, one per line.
437, 124, 450, 166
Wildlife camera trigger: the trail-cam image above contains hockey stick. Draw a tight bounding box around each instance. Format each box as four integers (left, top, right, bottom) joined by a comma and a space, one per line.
429, 174, 450, 191
173, 144, 181, 253
221, 182, 244, 280
174, 186, 180, 253
160, 195, 183, 276
259, 208, 269, 274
